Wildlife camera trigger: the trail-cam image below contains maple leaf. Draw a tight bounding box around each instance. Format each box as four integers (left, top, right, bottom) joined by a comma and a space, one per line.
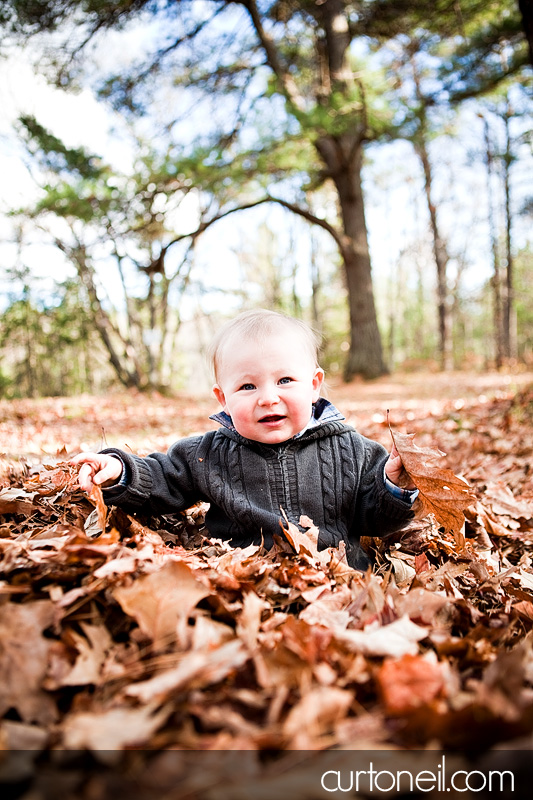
390, 427, 476, 543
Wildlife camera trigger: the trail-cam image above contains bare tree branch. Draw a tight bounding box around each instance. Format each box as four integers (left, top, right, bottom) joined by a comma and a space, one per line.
160, 195, 344, 258
238, 0, 306, 114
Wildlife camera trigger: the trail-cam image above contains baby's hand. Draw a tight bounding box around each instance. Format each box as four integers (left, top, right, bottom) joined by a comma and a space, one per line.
70, 452, 123, 492
385, 444, 416, 490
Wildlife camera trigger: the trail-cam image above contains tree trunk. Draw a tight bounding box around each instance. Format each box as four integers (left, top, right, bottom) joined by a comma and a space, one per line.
502, 103, 515, 360
409, 54, 452, 372
309, 235, 322, 336
416, 140, 453, 371
244, 0, 387, 381
58, 240, 144, 389
481, 115, 504, 368
318, 137, 387, 380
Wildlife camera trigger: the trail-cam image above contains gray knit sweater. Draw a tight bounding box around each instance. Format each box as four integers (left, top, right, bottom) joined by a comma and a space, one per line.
101, 401, 413, 570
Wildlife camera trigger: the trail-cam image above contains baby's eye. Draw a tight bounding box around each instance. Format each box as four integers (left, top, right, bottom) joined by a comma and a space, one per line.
278, 377, 293, 385
239, 383, 256, 391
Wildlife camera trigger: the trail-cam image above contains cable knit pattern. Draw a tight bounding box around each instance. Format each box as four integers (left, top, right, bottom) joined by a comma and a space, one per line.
339, 430, 357, 523
317, 437, 336, 533
100, 409, 414, 570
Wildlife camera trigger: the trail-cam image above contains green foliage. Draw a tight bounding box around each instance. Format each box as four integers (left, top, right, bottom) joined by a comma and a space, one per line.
3, 0, 157, 36
0, 276, 109, 398
359, 0, 529, 103
19, 115, 105, 179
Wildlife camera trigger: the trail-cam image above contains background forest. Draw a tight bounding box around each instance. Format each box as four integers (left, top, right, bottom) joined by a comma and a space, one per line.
0, 0, 532, 398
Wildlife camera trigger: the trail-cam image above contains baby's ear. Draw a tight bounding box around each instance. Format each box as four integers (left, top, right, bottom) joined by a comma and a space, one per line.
212, 384, 226, 408
312, 368, 325, 400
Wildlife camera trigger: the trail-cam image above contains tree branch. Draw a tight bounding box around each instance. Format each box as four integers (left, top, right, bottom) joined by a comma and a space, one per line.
160, 195, 343, 258
238, 0, 306, 114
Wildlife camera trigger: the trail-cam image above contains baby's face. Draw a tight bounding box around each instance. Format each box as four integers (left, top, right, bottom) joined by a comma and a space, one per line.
213, 331, 324, 444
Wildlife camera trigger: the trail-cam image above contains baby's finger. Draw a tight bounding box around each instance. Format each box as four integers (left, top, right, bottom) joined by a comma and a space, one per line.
77, 463, 95, 492
70, 453, 93, 466
92, 461, 122, 486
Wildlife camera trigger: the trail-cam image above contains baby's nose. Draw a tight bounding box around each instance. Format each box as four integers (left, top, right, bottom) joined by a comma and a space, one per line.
258, 386, 280, 405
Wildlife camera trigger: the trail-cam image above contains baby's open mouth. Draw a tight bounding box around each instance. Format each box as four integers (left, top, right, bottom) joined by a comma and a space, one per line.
259, 414, 286, 423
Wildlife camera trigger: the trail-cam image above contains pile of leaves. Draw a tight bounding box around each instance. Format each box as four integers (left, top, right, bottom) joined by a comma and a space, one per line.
0, 386, 532, 797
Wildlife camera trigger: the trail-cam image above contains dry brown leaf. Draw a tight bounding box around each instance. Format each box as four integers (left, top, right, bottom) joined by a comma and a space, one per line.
56, 622, 113, 687
237, 591, 268, 651
376, 653, 445, 715
332, 615, 429, 658
89, 483, 108, 533
61, 701, 172, 750
395, 587, 451, 625
282, 686, 353, 741
279, 515, 319, 559
0, 487, 36, 515
113, 558, 211, 649
0, 600, 57, 724
191, 615, 235, 651
299, 584, 352, 629
0, 719, 49, 750
390, 428, 476, 539
125, 639, 249, 703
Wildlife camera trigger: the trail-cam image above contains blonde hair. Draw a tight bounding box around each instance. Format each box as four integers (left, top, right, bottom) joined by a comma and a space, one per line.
209, 309, 322, 380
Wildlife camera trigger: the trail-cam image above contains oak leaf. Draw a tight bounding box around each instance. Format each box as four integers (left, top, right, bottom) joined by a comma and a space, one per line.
390, 428, 476, 540
113, 559, 211, 649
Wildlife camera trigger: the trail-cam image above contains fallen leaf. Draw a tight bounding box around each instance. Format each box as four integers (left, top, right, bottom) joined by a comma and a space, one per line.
237, 591, 268, 651
395, 587, 451, 625
283, 686, 353, 741
55, 622, 113, 687
0, 487, 36, 515
332, 615, 429, 658
376, 654, 445, 715
89, 483, 108, 534
62, 702, 171, 750
390, 428, 476, 540
113, 559, 211, 649
125, 639, 249, 702
0, 601, 57, 724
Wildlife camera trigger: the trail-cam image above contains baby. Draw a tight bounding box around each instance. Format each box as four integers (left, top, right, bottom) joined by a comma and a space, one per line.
72, 309, 417, 570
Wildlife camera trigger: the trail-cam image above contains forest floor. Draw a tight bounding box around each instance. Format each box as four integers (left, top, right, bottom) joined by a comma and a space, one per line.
1, 367, 532, 465
0, 369, 533, 796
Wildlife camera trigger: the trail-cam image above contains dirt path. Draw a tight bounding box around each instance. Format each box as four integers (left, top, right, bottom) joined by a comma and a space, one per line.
328, 369, 532, 412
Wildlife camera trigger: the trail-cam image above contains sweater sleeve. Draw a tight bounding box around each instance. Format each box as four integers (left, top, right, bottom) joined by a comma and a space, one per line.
353, 435, 415, 539
99, 436, 203, 514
